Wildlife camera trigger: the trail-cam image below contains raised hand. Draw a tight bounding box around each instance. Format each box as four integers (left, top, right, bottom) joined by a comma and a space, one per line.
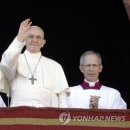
17, 19, 32, 42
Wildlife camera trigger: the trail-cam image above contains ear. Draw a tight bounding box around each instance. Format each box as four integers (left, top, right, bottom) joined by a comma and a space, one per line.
42, 39, 46, 47
79, 65, 84, 73
99, 65, 103, 72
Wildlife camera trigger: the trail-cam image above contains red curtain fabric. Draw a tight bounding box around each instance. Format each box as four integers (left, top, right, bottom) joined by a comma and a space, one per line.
0, 107, 130, 130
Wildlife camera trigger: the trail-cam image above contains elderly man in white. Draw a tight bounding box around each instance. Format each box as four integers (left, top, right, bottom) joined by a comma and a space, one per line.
68, 50, 127, 109
1, 19, 70, 108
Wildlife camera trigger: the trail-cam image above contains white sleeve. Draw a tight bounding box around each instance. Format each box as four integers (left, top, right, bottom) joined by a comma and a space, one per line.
67, 95, 73, 108
0, 65, 9, 96
58, 91, 68, 108
0, 96, 6, 107
1, 37, 24, 82
112, 91, 127, 109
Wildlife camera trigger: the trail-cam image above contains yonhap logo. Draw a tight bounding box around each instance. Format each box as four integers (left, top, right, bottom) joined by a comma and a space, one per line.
58, 112, 126, 125
59, 112, 71, 125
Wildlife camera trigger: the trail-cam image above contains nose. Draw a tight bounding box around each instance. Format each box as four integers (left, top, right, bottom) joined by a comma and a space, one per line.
32, 36, 38, 42
90, 65, 94, 71
32, 36, 38, 41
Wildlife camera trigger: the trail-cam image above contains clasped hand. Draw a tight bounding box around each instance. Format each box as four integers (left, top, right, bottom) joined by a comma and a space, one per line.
89, 95, 101, 109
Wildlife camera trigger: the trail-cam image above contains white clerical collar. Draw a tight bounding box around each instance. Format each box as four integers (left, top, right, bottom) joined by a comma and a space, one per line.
24, 50, 41, 59
84, 79, 99, 87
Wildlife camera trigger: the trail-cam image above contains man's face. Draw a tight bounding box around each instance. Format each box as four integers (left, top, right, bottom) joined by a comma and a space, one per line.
80, 54, 103, 82
25, 27, 46, 53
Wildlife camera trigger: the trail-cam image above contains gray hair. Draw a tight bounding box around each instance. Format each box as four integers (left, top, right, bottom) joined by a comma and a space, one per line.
79, 50, 102, 65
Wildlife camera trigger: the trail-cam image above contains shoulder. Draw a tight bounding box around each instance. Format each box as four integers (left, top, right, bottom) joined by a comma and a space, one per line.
69, 85, 83, 91
101, 85, 121, 95
41, 56, 64, 71
41, 56, 61, 66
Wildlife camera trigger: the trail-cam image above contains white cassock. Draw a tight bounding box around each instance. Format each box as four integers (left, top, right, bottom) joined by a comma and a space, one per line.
68, 84, 127, 109
0, 96, 6, 107
0, 64, 8, 107
1, 37, 70, 108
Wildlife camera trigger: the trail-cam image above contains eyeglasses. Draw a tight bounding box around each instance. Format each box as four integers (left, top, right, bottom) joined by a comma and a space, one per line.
27, 35, 43, 41
82, 64, 101, 70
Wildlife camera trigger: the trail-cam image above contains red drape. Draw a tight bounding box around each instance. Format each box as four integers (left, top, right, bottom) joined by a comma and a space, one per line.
0, 107, 130, 130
